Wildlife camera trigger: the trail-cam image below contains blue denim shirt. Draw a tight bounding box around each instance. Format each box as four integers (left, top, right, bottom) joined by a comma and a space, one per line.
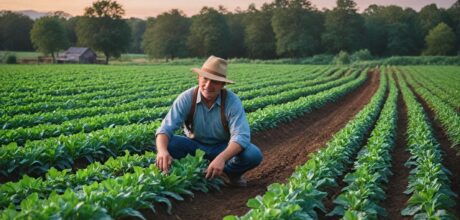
156, 87, 251, 149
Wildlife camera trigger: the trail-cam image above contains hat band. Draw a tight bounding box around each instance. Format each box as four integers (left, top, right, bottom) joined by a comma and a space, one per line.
202, 68, 226, 78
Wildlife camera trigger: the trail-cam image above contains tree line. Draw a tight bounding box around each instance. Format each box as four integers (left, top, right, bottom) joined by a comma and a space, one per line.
1, 0, 459, 62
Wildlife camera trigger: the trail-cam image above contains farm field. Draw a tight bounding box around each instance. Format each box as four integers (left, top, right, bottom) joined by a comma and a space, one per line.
0, 64, 459, 219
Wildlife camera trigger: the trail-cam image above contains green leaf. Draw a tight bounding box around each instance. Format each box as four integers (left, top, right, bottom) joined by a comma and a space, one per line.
116, 208, 146, 220
401, 205, 422, 216
247, 198, 261, 209
223, 216, 238, 220
162, 191, 184, 201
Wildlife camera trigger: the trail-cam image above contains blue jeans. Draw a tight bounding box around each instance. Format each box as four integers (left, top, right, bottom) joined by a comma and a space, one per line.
166, 135, 263, 176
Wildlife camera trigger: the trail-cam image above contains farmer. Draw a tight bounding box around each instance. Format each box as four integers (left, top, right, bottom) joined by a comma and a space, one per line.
155, 55, 263, 187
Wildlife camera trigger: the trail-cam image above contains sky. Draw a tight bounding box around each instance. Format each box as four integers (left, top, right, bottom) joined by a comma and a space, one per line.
0, 0, 457, 18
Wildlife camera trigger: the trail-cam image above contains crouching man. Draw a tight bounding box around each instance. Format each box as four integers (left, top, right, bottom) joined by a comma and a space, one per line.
155, 55, 263, 187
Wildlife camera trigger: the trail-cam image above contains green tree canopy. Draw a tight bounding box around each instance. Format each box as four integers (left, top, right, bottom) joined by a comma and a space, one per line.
271, 0, 322, 57
363, 5, 423, 56
0, 11, 34, 51
30, 16, 69, 63
84, 0, 125, 19
243, 4, 277, 59
64, 16, 80, 46
418, 4, 445, 35
76, 0, 131, 64
126, 18, 146, 53
321, 0, 365, 53
225, 10, 246, 58
143, 9, 190, 60
187, 7, 230, 58
363, 5, 388, 56
424, 22, 456, 55
447, 0, 460, 53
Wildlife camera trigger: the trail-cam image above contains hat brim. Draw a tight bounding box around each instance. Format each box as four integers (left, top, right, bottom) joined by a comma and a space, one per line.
192, 68, 234, 84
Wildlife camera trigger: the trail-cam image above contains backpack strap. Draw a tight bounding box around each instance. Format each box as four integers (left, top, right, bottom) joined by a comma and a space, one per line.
184, 87, 230, 138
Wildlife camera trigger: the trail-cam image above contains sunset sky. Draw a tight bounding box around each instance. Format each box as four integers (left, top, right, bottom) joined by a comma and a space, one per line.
1, 0, 456, 18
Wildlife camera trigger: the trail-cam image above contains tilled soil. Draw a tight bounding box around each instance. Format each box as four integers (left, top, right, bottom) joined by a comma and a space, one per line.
152, 70, 380, 220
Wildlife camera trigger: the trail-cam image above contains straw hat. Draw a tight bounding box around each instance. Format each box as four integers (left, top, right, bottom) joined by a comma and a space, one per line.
192, 55, 234, 84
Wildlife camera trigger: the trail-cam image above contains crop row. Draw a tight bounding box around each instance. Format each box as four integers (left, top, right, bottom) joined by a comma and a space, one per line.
0, 107, 169, 146
0, 67, 338, 130
242, 69, 359, 112
1, 65, 321, 103
225, 69, 385, 219
0, 121, 160, 178
412, 67, 460, 100
1, 66, 317, 108
397, 69, 457, 219
0, 151, 156, 209
237, 68, 345, 100
407, 68, 459, 110
0, 66, 330, 124
248, 68, 367, 132
0, 65, 212, 95
403, 69, 460, 154
2, 79, 192, 110
0, 150, 222, 219
328, 68, 398, 219
0, 83, 191, 117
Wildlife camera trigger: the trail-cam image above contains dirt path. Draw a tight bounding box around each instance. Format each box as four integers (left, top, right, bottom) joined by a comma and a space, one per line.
152, 70, 380, 220
380, 73, 411, 219
406, 80, 460, 218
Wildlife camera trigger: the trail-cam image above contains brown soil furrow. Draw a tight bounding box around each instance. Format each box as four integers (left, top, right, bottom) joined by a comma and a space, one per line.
380, 73, 411, 219
152, 70, 380, 220
405, 78, 460, 218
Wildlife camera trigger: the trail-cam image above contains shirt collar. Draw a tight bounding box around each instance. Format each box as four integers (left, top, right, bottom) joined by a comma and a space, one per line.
197, 88, 222, 106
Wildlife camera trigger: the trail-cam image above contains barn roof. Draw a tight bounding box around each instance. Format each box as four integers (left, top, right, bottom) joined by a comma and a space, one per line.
65, 47, 94, 56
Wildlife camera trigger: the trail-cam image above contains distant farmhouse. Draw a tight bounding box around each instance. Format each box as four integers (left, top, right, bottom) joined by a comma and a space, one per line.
57, 47, 97, 64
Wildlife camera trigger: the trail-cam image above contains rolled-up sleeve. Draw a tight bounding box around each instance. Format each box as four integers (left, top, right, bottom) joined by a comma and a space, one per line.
227, 97, 251, 149
156, 90, 191, 139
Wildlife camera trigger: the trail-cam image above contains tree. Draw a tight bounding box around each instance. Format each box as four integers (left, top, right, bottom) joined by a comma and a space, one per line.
126, 18, 146, 53
84, 0, 125, 19
363, 5, 388, 56
423, 22, 456, 55
143, 9, 190, 60
0, 11, 34, 51
187, 7, 230, 58
243, 4, 277, 59
322, 0, 365, 53
447, 0, 460, 53
418, 4, 444, 35
30, 16, 69, 63
225, 11, 246, 58
363, 5, 423, 56
76, 0, 131, 64
65, 16, 80, 46
387, 23, 418, 55
271, 0, 323, 57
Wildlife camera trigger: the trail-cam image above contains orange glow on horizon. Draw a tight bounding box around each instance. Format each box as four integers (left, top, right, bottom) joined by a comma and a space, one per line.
0, 0, 456, 18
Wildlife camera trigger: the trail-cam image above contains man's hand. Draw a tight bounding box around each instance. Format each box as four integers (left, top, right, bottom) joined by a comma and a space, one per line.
156, 134, 172, 173
156, 151, 173, 173
205, 156, 226, 179
205, 141, 243, 179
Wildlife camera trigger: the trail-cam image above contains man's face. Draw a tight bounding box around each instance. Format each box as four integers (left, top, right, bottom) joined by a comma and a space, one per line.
198, 75, 225, 102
